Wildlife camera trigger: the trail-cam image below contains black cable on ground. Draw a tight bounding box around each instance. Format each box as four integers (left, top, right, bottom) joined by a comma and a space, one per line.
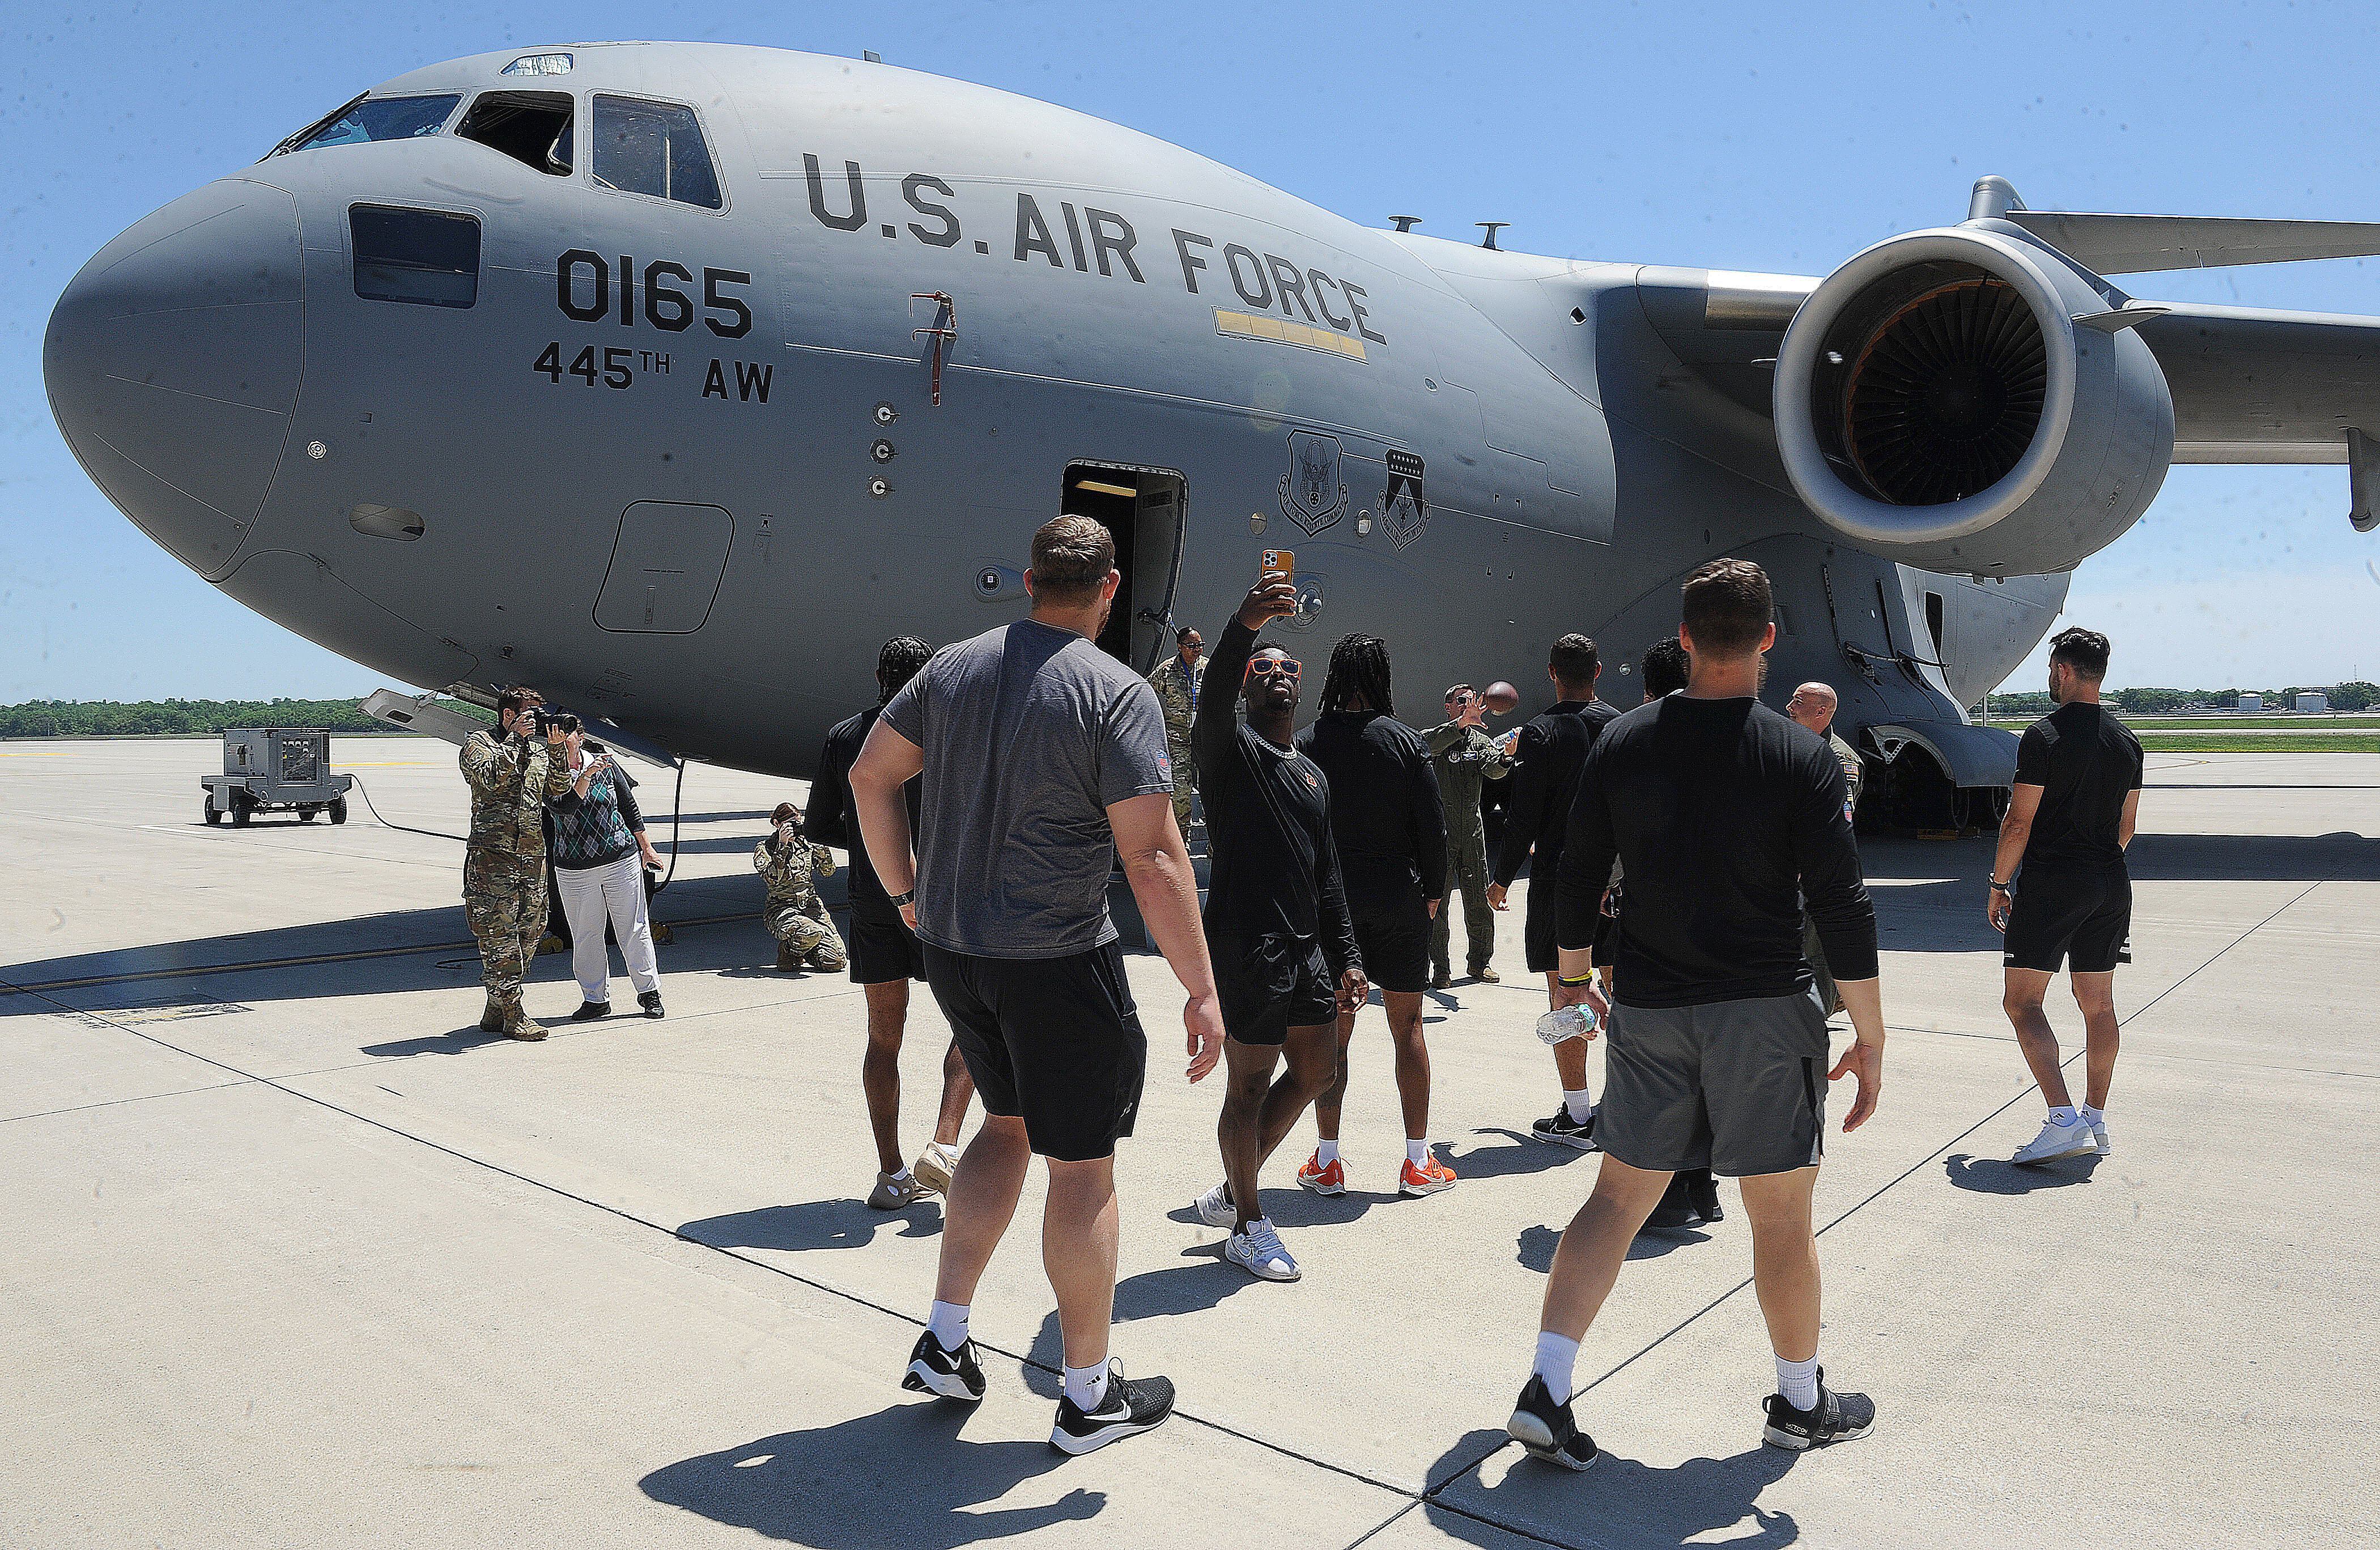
346, 774, 469, 844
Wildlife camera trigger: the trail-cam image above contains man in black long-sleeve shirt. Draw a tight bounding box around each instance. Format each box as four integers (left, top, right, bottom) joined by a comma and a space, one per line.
808, 637, 977, 1207
1189, 579, 1367, 1284
1487, 634, 1621, 1148
1505, 559, 1888, 1473
1294, 635, 1455, 1199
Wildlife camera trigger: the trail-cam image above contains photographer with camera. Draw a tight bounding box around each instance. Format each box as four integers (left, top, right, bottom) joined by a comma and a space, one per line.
547, 717, 666, 1022
756, 802, 847, 974
460, 687, 575, 1040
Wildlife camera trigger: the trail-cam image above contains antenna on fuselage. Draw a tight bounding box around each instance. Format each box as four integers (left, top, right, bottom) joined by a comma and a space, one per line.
1477, 222, 1508, 250
1389, 215, 1422, 233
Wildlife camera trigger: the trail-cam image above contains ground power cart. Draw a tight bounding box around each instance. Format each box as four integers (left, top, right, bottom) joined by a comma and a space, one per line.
201, 728, 353, 826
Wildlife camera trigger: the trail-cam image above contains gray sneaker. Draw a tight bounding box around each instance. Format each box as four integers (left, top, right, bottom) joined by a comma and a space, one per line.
867, 1170, 929, 1210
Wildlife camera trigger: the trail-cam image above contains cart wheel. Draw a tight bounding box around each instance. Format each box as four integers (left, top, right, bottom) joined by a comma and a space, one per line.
231, 791, 254, 827
203, 797, 223, 825
299, 806, 317, 823
330, 796, 349, 825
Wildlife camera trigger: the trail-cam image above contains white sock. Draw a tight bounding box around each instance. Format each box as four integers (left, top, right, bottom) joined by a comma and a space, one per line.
890, 1166, 913, 1183
1563, 1088, 1593, 1125
1531, 1330, 1580, 1406
2079, 1104, 2105, 1126
1406, 1138, 1429, 1168
2048, 1105, 2078, 1127
1063, 1360, 1111, 1412
1776, 1353, 1820, 1410
926, 1300, 969, 1353
1316, 1138, 1340, 1166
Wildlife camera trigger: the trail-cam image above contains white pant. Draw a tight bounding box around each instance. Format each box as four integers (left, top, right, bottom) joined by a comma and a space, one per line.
554, 853, 661, 1002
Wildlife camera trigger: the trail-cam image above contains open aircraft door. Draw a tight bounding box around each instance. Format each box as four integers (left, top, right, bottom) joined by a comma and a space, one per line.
1060, 463, 1188, 673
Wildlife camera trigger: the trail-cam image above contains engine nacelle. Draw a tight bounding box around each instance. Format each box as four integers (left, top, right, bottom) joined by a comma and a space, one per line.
1774, 227, 2174, 576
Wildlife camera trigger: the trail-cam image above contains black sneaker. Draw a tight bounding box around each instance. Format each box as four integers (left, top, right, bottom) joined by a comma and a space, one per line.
570, 1000, 610, 1021
1686, 1172, 1724, 1224
1761, 1370, 1875, 1450
1048, 1360, 1175, 1455
900, 1330, 985, 1402
639, 989, 664, 1019
1529, 1106, 1599, 1151
1642, 1174, 1699, 1232
1506, 1374, 1598, 1471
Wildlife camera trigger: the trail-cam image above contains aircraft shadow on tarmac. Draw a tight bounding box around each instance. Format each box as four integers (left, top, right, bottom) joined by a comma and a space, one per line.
640, 1402, 1102, 1547
677, 1198, 944, 1253
1941, 1151, 2105, 1194
1425, 1424, 1800, 1550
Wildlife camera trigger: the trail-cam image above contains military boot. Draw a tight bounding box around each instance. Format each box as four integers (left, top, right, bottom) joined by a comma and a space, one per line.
479, 997, 505, 1033
776, 941, 802, 972
503, 1007, 549, 1042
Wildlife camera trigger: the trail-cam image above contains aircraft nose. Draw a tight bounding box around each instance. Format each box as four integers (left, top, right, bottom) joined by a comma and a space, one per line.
44, 179, 304, 581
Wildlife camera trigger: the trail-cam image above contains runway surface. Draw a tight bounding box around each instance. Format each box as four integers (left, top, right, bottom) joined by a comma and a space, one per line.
5, 738, 2374, 1548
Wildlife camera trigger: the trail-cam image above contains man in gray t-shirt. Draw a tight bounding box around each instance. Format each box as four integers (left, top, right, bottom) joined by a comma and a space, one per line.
851, 513, 1223, 1455
882, 617, 1174, 957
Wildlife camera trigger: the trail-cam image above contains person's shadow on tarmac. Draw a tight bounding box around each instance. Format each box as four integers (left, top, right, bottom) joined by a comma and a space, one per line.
1943, 1152, 2104, 1194
1423, 1425, 1800, 1549
677, 1198, 942, 1253
640, 1402, 1102, 1547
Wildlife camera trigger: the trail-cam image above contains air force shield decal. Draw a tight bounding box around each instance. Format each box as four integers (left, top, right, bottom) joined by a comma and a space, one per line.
1380, 449, 1428, 550
1278, 430, 1349, 536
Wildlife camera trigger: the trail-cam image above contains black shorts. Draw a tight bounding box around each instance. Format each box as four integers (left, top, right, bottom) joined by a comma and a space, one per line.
847, 907, 926, 985
1524, 884, 1559, 975
1350, 889, 1430, 995
1211, 930, 1338, 1046
2003, 866, 2132, 974
1597, 989, 1831, 1177
921, 940, 1148, 1162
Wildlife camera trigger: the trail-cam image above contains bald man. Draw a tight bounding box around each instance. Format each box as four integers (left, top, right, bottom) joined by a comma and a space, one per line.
1786, 683, 1864, 1014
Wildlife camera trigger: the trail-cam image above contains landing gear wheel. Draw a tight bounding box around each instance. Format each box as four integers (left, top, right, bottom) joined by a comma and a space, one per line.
329, 796, 349, 825
231, 790, 255, 827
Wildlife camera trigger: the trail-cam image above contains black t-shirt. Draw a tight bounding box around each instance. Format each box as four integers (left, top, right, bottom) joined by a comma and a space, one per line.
806, 704, 920, 922
2015, 701, 2144, 873
1492, 699, 1622, 888
1296, 709, 1448, 909
1193, 620, 1361, 973
1554, 695, 1878, 1009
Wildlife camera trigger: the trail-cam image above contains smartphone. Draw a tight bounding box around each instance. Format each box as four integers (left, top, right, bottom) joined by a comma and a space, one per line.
1260, 548, 1295, 585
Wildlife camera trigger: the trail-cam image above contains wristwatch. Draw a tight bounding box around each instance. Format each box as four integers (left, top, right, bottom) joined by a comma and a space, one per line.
886, 888, 916, 908
1989, 880, 2014, 893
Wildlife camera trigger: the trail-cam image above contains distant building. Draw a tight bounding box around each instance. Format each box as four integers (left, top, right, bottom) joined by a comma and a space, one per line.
2237, 693, 2263, 713
2294, 691, 2330, 713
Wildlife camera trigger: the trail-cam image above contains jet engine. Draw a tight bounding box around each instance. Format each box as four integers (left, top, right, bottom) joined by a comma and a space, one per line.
1773, 226, 2174, 576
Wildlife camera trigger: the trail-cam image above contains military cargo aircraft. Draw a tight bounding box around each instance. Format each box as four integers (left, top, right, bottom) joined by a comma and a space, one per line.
42, 42, 2380, 821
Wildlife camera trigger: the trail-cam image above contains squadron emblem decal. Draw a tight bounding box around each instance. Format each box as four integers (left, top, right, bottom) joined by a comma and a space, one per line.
1380, 449, 1428, 550
1278, 430, 1349, 536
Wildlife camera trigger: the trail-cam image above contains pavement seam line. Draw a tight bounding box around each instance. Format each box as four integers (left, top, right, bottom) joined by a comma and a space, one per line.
0, 1078, 259, 1127
1, 971, 1425, 1509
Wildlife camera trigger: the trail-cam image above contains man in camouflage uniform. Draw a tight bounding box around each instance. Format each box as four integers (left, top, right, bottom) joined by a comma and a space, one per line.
1787, 680, 1865, 1014
757, 801, 848, 972
1425, 683, 1512, 987
461, 686, 573, 1040
1148, 624, 1206, 833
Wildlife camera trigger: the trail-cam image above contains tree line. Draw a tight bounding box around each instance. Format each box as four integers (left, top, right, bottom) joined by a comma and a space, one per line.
0, 697, 492, 739
1984, 682, 2378, 716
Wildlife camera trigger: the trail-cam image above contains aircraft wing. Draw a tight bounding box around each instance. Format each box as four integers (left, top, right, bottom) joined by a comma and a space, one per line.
2135, 303, 2380, 463
2000, 210, 2380, 274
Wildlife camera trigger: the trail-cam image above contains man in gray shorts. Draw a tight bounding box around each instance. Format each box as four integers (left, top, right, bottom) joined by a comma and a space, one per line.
1503, 559, 1890, 1471
852, 514, 1225, 1456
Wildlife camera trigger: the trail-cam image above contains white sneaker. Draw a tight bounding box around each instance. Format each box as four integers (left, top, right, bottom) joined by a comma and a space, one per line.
912, 1140, 960, 1196
1224, 1219, 1300, 1281
2087, 1118, 2111, 1157
2012, 1114, 2097, 1166
1192, 1181, 1236, 1229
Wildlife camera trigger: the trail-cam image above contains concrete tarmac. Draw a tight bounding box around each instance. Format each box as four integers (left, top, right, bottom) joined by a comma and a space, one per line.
3, 738, 2375, 1547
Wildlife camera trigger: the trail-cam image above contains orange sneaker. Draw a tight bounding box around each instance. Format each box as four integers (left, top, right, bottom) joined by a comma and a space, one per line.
1399, 1155, 1457, 1196
1295, 1151, 1346, 1196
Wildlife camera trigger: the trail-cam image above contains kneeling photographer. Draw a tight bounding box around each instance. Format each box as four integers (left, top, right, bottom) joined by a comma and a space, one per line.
546, 714, 666, 1021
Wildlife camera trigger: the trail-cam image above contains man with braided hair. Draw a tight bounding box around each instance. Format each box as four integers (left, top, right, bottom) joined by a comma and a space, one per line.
1294, 633, 1454, 1198
809, 636, 978, 1208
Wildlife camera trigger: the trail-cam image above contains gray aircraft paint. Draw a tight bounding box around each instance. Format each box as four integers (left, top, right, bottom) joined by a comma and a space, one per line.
46, 42, 2377, 789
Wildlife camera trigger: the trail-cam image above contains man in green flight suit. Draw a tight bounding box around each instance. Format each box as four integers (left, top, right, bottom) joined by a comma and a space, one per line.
1426, 683, 1512, 987
1148, 624, 1207, 834
1787, 680, 1865, 1015
460, 686, 574, 1040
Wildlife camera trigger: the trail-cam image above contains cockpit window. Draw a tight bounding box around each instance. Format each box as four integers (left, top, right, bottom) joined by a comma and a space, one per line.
590, 95, 722, 210
456, 91, 575, 176
278, 95, 460, 155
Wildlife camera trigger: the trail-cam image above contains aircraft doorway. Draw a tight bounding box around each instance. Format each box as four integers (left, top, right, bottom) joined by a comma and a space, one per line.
1060, 463, 1187, 673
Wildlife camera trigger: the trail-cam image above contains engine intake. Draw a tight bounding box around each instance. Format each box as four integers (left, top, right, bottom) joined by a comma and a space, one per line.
1774, 227, 2174, 575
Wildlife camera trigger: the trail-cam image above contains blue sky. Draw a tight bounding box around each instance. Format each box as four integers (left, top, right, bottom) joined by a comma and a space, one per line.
6, 0, 2378, 699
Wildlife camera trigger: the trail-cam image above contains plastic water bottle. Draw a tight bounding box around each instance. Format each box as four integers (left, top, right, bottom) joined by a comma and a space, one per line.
1535, 1002, 1599, 1046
